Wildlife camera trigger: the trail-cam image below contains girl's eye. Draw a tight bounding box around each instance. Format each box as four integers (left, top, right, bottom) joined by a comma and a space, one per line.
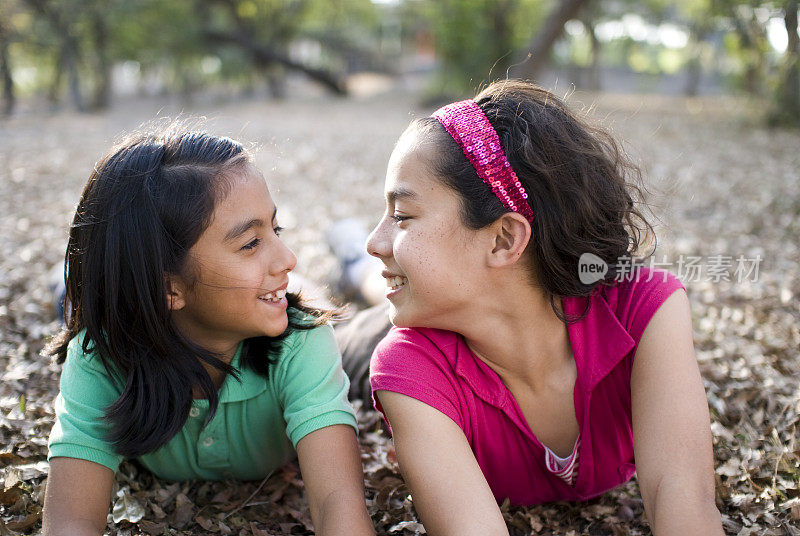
273, 225, 284, 237
391, 214, 409, 223
241, 238, 260, 251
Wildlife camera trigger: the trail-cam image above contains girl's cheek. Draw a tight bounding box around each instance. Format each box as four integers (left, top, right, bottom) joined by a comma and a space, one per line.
393, 235, 410, 259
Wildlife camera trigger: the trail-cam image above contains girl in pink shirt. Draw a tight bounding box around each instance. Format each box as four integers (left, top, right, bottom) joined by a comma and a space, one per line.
367, 80, 722, 535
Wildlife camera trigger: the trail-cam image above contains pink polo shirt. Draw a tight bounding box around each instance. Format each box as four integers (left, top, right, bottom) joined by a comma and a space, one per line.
370, 268, 685, 505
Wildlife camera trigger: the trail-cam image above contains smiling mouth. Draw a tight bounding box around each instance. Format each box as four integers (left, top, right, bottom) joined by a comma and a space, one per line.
258, 289, 287, 303
386, 276, 407, 290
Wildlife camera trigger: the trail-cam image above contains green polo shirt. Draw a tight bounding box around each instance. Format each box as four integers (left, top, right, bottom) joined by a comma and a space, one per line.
48, 323, 358, 481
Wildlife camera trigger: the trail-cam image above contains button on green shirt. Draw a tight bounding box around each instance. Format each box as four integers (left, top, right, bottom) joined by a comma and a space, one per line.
48, 324, 358, 481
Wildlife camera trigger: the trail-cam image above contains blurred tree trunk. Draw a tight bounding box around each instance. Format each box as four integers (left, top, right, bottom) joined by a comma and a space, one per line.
266, 68, 287, 99
489, 0, 516, 77
684, 25, 709, 97
24, 0, 84, 110
63, 41, 83, 111
89, 9, 111, 110
0, 31, 14, 116
684, 58, 701, 96
48, 51, 64, 107
581, 17, 601, 91
780, 0, 800, 117
512, 0, 593, 80
731, 10, 766, 96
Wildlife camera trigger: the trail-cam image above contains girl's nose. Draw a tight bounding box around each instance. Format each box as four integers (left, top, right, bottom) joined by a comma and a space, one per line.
366, 217, 391, 259
274, 239, 297, 275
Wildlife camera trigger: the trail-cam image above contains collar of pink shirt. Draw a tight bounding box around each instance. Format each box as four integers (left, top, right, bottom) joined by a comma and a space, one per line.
450, 292, 636, 410
449, 291, 640, 500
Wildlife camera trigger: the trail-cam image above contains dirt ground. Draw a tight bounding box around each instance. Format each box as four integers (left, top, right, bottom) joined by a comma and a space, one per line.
1, 87, 798, 535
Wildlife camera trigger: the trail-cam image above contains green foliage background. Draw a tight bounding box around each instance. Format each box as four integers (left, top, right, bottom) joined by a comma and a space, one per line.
0, 0, 798, 123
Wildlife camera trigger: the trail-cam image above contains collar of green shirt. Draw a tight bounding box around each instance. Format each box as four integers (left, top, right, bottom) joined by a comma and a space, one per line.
217, 342, 270, 403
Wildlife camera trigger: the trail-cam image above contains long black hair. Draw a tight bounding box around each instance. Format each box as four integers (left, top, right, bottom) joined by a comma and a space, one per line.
46, 124, 330, 458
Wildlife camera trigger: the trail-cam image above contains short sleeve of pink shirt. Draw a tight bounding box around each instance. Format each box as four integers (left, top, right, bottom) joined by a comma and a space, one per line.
370, 268, 686, 505
370, 329, 464, 430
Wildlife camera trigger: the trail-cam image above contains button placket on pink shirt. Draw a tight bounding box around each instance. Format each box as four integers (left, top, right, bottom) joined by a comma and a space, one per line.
564, 293, 636, 496
454, 332, 583, 485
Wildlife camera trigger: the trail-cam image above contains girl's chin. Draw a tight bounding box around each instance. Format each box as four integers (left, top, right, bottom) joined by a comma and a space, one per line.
271, 316, 290, 333
257, 314, 289, 338
387, 304, 413, 328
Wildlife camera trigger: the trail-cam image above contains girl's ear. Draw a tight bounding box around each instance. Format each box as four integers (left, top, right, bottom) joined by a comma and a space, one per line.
165, 274, 187, 311
487, 212, 531, 268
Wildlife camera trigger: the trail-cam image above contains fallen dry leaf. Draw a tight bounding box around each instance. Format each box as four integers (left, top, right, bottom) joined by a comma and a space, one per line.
111, 488, 146, 524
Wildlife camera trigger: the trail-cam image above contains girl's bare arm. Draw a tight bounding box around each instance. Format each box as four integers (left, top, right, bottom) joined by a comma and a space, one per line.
376, 391, 509, 536
295, 424, 375, 536
43, 457, 114, 536
631, 289, 724, 535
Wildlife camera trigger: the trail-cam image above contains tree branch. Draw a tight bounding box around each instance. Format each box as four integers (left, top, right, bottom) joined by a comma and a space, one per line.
205, 30, 347, 95
511, 0, 593, 80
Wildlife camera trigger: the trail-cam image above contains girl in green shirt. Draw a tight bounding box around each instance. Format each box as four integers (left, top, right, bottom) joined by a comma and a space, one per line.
43, 124, 374, 536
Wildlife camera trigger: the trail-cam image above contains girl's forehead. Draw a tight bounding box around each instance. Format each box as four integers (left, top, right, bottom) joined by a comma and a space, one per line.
385, 161, 457, 214
218, 163, 268, 196
395, 126, 436, 156
386, 149, 427, 195
389, 132, 438, 177
231, 161, 266, 185
211, 169, 273, 222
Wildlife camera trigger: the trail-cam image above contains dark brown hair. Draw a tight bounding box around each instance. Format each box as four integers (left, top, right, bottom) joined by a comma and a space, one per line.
46, 124, 331, 457
410, 79, 654, 321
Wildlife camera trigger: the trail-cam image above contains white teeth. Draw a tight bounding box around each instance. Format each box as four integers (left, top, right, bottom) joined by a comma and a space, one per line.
387, 276, 407, 290
259, 289, 286, 302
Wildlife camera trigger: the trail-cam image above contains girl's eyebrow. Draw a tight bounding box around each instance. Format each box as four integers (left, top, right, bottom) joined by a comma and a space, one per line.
224, 206, 277, 242
225, 219, 263, 242
387, 187, 416, 204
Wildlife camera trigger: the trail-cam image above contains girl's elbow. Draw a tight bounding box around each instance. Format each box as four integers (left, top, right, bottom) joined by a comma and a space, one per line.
43, 515, 107, 536
646, 476, 722, 535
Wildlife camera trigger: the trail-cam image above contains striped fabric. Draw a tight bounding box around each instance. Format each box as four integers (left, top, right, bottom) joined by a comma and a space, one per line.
543, 435, 581, 485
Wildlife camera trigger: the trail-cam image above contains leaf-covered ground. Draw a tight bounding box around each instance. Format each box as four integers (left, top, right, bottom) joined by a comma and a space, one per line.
1, 88, 798, 535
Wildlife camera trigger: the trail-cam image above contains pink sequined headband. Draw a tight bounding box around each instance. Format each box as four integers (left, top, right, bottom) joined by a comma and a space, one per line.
433, 99, 535, 224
